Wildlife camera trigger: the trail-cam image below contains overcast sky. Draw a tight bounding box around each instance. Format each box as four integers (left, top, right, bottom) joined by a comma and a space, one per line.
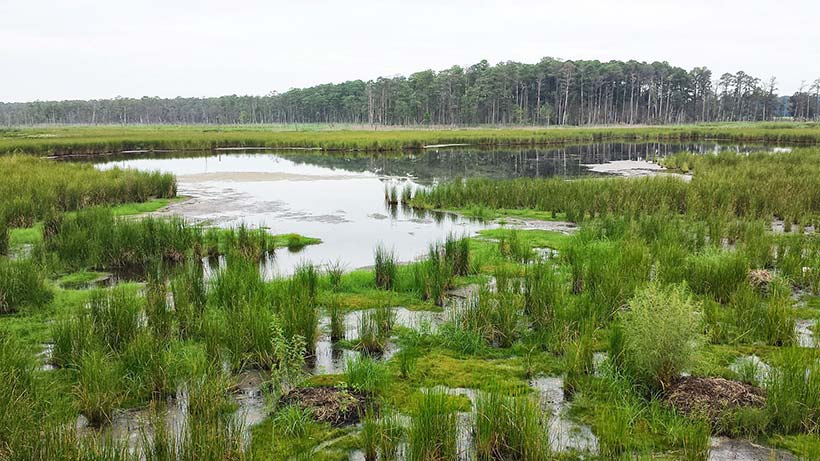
1, 0, 818, 103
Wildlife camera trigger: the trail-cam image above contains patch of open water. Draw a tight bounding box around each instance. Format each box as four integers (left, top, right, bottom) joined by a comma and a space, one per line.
93, 142, 789, 275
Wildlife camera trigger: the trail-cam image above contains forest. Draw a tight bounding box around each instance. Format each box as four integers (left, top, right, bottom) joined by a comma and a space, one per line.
3, 57, 819, 126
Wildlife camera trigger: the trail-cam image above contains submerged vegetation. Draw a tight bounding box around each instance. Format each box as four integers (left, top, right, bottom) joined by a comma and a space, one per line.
6, 128, 820, 459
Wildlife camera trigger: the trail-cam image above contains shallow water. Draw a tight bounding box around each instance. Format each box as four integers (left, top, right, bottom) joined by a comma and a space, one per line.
93, 142, 786, 275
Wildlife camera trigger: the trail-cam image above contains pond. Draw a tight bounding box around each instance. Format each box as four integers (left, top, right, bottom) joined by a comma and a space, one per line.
94, 142, 788, 275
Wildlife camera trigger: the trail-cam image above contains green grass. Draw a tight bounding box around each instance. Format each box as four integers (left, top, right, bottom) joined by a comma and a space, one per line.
478, 228, 571, 252
3, 123, 820, 156
272, 233, 322, 250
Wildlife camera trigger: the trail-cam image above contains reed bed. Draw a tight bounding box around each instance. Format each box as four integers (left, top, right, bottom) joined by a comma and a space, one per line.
0, 155, 175, 227
3, 123, 820, 156
413, 147, 820, 226
0, 258, 52, 314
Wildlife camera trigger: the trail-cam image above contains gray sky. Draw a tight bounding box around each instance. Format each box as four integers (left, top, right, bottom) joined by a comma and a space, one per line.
1, 0, 818, 103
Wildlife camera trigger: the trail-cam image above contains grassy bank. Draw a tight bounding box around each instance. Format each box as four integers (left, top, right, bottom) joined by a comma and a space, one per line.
2, 122, 820, 155
0, 155, 176, 227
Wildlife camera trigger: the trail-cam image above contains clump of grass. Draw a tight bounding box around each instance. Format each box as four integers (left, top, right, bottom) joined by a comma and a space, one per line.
0, 258, 52, 314
279, 263, 319, 352
326, 259, 345, 291
75, 350, 123, 426
0, 213, 8, 255
474, 388, 549, 460
524, 260, 567, 330
356, 307, 395, 354
88, 285, 144, 353
385, 184, 399, 205
613, 283, 703, 393
345, 355, 391, 395
414, 243, 453, 306
408, 389, 459, 461
444, 233, 470, 276
187, 366, 234, 420
460, 285, 524, 348
170, 259, 206, 340
329, 302, 345, 342
499, 229, 532, 262
766, 348, 820, 434
374, 245, 397, 290
273, 405, 313, 438
401, 183, 413, 204
685, 248, 749, 303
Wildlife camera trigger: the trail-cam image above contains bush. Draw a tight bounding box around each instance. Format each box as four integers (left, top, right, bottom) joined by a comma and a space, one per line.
615, 283, 703, 393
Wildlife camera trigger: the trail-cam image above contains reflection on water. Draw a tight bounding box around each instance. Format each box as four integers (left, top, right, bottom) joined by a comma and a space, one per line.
94, 143, 786, 275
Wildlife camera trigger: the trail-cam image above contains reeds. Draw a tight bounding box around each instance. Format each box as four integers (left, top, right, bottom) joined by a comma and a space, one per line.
0, 154, 176, 227
408, 389, 458, 461
374, 245, 397, 290
0, 258, 52, 314
474, 388, 549, 460
345, 355, 391, 395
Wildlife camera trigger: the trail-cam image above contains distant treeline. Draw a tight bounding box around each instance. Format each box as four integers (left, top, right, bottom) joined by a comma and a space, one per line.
3, 58, 820, 126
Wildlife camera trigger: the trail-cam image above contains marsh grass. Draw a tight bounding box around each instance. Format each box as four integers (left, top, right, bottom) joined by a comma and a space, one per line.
0, 258, 52, 314
89, 286, 144, 353
279, 263, 319, 351
408, 389, 459, 461
766, 348, 820, 434
374, 245, 397, 290
461, 286, 524, 348
75, 349, 123, 426
0, 155, 176, 227
474, 387, 549, 460
345, 355, 391, 395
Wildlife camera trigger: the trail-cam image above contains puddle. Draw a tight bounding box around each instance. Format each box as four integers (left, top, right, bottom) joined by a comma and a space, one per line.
709, 436, 795, 461
796, 319, 816, 347
529, 376, 599, 454
729, 355, 770, 385
75, 369, 268, 449
38, 343, 55, 371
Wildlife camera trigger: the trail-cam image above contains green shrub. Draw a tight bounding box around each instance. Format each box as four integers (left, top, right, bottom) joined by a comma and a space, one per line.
616, 283, 704, 393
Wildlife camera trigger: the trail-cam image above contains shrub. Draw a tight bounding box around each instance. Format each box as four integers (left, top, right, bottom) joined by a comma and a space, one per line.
615, 283, 704, 393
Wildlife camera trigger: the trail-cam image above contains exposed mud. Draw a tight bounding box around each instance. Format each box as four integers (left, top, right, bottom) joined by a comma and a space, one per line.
709, 437, 795, 461
497, 217, 578, 234
582, 159, 692, 181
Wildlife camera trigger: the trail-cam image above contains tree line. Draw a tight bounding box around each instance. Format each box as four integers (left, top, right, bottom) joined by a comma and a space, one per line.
3, 57, 819, 126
